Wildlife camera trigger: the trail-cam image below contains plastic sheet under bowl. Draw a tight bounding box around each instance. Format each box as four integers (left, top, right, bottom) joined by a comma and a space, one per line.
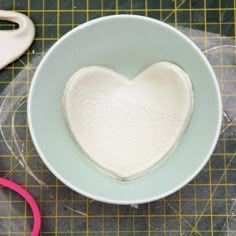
28, 15, 222, 204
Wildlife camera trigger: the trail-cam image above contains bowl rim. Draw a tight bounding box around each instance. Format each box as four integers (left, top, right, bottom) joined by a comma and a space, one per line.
28, 14, 222, 204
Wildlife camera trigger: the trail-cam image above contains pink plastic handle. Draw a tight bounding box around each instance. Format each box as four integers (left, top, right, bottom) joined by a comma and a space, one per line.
0, 177, 41, 236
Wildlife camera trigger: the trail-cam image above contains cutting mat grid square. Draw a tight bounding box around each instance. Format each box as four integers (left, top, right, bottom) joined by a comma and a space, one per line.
0, 0, 235, 235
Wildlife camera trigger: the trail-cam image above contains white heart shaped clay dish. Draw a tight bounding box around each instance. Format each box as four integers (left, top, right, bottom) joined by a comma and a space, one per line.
62, 62, 194, 180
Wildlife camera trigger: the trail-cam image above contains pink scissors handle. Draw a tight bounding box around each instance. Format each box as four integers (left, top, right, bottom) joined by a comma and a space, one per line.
0, 177, 41, 236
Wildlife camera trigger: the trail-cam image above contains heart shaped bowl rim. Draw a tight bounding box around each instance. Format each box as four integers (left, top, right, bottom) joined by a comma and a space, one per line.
28, 15, 222, 204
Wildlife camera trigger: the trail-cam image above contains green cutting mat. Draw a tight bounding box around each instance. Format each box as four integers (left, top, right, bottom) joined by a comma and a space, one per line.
0, 0, 236, 235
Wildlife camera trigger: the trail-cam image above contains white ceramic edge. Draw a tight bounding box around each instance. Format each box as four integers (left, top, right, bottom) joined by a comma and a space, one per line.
28, 15, 223, 205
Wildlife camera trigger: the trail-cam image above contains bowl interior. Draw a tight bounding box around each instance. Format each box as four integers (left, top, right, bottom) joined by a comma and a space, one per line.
28, 15, 222, 204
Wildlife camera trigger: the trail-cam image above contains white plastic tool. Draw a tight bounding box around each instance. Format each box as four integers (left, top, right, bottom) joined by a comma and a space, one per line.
0, 10, 35, 70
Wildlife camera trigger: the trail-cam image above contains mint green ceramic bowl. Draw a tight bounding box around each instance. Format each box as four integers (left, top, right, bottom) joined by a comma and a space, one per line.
28, 15, 222, 204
